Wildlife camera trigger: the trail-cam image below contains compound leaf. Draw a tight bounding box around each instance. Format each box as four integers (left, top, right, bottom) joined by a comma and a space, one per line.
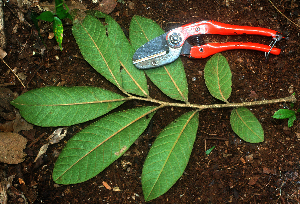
11, 86, 125, 127
72, 15, 122, 88
53, 106, 158, 184
204, 53, 232, 102
142, 111, 199, 201
92, 12, 149, 97
129, 15, 188, 102
230, 107, 264, 143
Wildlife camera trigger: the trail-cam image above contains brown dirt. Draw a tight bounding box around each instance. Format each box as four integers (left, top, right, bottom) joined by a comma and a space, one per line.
1, 0, 300, 203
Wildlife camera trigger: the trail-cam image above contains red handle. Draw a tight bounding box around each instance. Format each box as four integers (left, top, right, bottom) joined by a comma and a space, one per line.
189, 42, 281, 58
167, 20, 283, 47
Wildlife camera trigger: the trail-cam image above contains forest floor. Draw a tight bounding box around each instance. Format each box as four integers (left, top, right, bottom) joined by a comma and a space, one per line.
0, 0, 300, 203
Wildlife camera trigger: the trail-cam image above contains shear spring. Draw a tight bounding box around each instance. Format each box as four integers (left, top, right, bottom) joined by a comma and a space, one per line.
265, 34, 282, 60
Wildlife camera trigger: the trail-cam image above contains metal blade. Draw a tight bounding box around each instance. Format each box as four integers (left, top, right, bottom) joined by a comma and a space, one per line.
132, 33, 182, 69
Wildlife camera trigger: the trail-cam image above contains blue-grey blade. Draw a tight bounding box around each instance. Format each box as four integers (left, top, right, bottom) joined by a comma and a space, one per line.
133, 33, 168, 63
132, 33, 182, 69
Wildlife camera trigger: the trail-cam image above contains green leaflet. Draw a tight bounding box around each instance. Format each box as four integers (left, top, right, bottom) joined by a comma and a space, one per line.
92, 12, 149, 97
272, 109, 296, 119
53, 17, 63, 50
204, 53, 232, 102
272, 108, 298, 127
142, 111, 199, 201
230, 107, 264, 143
288, 114, 297, 127
72, 15, 122, 88
55, 0, 72, 20
205, 145, 216, 155
129, 15, 188, 102
53, 106, 158, 184
36, 11, 54, 22
10, 86, 125, 127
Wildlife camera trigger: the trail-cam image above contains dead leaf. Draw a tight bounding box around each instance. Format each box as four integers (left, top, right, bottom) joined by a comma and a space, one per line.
0, 175, 14, 204
39, 0, 87, 13
34, 144, 49, 163
0, 132, 27, 164
113, 186, 121, 191
223, 153, 232, 157
34, 128, 67, 162
248, 176, 260, 185
48, 32, 54, 39
249, 90, 258, 99
288, 85, 294, 94
98, 0, 117, 14
13, 112, 33, 133
0, 181, 8, 204
263, 167, 276, 175
18, 178, 25, 185
128, 1, 135, 9
224, 140, 229, 146
48, 128, 67, 144
16, 72, 27, 80
283, 126, 290, 131
102, 181, 112, 190
245, 154, 253, 163
0, 49, 7, 59
0, 112, 33, 133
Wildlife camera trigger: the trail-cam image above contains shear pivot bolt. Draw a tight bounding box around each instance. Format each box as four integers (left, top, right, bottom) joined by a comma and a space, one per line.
169, 33, 182, 46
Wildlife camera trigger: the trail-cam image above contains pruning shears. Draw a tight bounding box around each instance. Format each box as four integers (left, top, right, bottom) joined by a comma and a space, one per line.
132, 20, 283, 69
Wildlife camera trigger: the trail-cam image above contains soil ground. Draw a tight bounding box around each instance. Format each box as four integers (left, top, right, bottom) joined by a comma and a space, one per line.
0, 0, 300, 203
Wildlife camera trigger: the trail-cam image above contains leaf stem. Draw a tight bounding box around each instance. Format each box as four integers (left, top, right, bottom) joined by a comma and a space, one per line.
128, 95, 297, 110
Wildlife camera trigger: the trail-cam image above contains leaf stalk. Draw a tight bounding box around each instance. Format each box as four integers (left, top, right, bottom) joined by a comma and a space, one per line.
127, 94, 297, 110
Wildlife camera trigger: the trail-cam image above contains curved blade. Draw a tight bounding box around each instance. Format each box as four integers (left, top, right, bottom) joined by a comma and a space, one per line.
132, 33, 182, 69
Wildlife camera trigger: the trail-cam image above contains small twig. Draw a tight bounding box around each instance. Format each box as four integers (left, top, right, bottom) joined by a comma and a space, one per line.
268, 0, 300, 28
0, 82, 15, 86
1, 59, 26, 88
27, 132, 47, 148
0, 0, 6, 49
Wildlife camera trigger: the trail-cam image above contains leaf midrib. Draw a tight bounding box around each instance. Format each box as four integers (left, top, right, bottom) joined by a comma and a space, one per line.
13, 98, 127, 106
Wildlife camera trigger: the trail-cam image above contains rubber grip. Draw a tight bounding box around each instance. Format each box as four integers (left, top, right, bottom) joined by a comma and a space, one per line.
167, 20, 283, 47
193, 20, 281, 39
189, 42, 281, 58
